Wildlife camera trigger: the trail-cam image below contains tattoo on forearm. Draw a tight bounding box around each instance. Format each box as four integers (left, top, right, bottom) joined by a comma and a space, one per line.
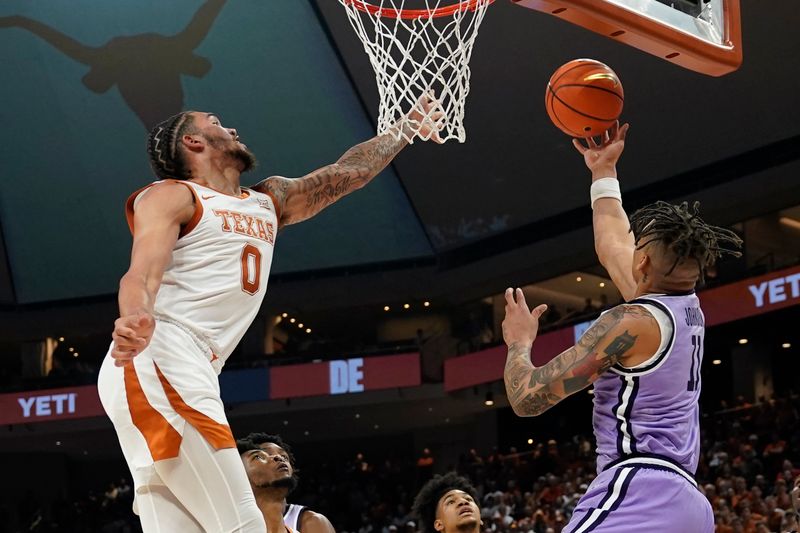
527, 347, 581, 388
307, 133, 406, 212
515, 392, 562, 416
504, 304, 644, 416
260, 132, 408, 225
305, 175, 353, 208
337, 132, 407, 181
504, 343, 534, 404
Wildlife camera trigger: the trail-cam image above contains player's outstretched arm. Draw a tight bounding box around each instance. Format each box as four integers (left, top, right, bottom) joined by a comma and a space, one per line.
502, 287, 658, 417
252, 93, 444, 226
573, 122, 637, 301
112, 182, 195, 366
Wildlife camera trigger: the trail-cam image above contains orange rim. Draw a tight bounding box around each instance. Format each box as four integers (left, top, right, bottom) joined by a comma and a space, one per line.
343, 0, 494, 19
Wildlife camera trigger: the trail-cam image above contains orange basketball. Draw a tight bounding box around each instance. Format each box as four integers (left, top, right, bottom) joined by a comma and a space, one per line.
545, 59, 624, 138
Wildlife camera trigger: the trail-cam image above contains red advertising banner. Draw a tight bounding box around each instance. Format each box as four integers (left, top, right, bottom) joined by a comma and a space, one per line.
701, 265, 800, 327
0, 385, 105, 425
270, 353, 421, 400
444, 327, 575, 392
270, 360, 330, 400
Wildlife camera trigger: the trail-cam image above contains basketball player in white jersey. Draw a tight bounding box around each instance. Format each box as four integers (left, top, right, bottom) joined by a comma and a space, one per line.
237, 433, 334, 533
502, 122, 742, 531
97, 96, 443, 532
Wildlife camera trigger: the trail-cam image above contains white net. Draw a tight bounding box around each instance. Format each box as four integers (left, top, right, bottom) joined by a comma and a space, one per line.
338, 0, 493, 143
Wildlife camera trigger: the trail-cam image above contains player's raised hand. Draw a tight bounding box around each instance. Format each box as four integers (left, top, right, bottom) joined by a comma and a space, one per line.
407, 91, 445, 143
111, 312, 155, 367
502, 288, 548, 348
572, 121, 630, 181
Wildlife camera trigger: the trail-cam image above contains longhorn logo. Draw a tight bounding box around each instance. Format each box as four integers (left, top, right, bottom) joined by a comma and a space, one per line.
0, 0, 227, 129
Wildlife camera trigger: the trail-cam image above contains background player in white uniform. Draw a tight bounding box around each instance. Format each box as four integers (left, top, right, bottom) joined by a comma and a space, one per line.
237, 433, 334, 533
501, 122, 742, 531
98, 99, 443, 532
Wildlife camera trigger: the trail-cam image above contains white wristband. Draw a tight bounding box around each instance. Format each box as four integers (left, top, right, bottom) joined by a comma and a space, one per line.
590, 178, 622, 209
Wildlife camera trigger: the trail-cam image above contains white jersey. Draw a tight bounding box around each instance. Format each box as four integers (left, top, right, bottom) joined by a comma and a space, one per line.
283, 504, 306, 532
126, 179, 279, 368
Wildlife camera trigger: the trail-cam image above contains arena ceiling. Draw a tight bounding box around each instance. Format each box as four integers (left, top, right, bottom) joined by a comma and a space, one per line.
1, 0, 799, 320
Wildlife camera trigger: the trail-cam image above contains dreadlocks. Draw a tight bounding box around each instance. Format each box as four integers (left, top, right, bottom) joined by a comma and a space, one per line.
146, 111, 197, 180
412, 472, 478, 533
629, 201, 742, 280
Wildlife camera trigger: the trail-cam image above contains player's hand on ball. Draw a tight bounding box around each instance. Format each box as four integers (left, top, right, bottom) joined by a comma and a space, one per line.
572, 121, 629, 181
407, 91, 445, 143
111, 312, 155, 367
502, 288, 548, 348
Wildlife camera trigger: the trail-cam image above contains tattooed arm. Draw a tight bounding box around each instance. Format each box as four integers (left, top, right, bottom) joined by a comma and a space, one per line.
253, 132, 406, 226
501, 288, 659, 417
252, 93, 443, 227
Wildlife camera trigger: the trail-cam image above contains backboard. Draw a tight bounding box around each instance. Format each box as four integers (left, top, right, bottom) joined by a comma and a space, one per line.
514, 0, 742, 76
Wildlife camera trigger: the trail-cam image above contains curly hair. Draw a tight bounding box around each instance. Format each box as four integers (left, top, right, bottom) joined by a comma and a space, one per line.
146, 111, 198, 180
629, 200, 742, 281
236, 432, 297, 469
412, 472, 478, 533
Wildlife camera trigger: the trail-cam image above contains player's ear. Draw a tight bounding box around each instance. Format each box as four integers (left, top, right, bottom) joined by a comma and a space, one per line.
181, 133, 205, 153
434, 519, 444, 532
634, 252, 650, 276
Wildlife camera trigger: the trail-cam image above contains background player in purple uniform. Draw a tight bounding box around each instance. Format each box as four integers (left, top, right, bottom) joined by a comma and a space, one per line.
502, 122, 742, 532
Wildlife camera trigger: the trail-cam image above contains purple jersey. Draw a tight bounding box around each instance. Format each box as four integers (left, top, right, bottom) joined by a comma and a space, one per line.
592, 293, 704, 476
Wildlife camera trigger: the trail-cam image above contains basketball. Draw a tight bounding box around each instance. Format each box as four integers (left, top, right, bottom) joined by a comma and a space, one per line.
545, 59, 624, 138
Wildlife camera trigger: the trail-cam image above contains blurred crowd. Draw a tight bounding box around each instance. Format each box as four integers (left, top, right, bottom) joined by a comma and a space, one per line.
293, 396, 800, 533
7, 394, 799, 533
9, 478, 135, 533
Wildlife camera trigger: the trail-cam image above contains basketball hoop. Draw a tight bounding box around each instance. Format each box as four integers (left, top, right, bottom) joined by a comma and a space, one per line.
338, 0, 494, 143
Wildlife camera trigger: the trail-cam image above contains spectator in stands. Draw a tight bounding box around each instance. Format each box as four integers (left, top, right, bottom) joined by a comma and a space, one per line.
417, 448, 435, 486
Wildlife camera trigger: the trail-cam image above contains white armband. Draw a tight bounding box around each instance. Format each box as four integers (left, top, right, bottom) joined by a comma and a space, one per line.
590, 178, 622, 209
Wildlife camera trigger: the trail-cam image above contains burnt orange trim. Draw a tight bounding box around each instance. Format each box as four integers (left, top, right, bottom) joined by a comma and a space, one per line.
190, 181, 250, 199
124, 183, 157, 236
173, 182, 204, 238
124, 363, 183, 461
261, 190, 283, 223
125, 180, 202, 238
155, 364, 235, 450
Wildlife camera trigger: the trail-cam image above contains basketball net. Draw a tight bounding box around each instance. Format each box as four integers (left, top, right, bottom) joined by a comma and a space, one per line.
338, 0, 493, 143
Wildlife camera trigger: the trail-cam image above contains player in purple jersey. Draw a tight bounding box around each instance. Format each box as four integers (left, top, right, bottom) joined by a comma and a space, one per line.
502, 122, 742, 532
